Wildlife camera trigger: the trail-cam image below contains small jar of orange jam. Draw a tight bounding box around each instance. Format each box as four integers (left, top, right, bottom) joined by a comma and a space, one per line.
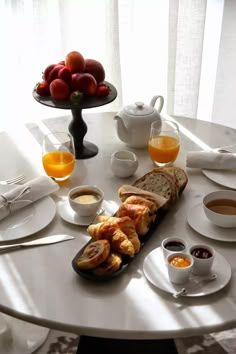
168, 255, 191, 268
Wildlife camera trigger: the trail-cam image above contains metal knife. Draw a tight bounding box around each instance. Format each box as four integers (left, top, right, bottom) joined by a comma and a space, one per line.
0, 234, 74, 251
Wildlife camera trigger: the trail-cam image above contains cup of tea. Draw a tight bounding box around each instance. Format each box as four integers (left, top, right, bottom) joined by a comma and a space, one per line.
148, 120, 180, 167
42, 132, 75, 182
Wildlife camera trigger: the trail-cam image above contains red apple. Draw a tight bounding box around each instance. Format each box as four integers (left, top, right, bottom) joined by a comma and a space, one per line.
75, 73, 97, 96
58, 67, 72, 85
71, 73, 82, 90
47, 64, 64, 84
49, 79, 71, 100
85, 59, 105, 83
43, 64, 56, 82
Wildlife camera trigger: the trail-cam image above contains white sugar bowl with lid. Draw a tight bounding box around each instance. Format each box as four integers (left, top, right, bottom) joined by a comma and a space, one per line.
114, 95, 164, 148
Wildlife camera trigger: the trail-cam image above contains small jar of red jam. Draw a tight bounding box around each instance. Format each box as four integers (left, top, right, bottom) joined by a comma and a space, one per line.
189, 244, 215, 275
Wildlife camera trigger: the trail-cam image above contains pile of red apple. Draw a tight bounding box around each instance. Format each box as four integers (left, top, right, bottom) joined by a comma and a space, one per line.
35, 50, 110, 103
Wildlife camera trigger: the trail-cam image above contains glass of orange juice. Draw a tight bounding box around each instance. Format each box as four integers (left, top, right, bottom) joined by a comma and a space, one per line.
148, 120, 180, 167
42, 132, 75, 182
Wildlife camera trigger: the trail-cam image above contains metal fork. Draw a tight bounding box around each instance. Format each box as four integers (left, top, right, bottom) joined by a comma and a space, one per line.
0, 175, 26, 185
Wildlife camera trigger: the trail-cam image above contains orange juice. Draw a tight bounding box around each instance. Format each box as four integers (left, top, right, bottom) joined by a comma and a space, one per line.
148, 136, 180, 164
42, 151, 75, 181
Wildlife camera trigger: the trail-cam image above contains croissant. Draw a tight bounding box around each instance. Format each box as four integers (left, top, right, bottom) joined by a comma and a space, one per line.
116, 203, 153, 236
97, 216, 140, 254
87, 221, 135, 257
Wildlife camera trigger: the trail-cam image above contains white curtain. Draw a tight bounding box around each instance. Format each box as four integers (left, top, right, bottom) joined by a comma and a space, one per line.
0, 0, 235, 130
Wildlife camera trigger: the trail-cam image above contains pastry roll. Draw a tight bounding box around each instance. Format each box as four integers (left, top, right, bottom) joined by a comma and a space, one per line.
87, 221, 135, 257
92, 252, 122, 276
76, 239, 110, 270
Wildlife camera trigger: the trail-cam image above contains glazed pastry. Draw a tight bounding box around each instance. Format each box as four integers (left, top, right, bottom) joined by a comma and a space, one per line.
116, 203, 153, 236
76, 239, 110, 270
97, 216, 140, 254
124, 195, 157, 212
92, 252, 122, 276
87, 221, 135, 257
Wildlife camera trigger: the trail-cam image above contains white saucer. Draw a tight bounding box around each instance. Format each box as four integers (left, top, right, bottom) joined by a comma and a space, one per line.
143, 247, 231, 297
0, 197, 56, 241
57, 199, 119, 226
187, 203, 236, 242
202, 169, 236, 190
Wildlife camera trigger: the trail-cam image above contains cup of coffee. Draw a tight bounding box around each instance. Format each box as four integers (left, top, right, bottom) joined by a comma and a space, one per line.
68, 185, 104, 217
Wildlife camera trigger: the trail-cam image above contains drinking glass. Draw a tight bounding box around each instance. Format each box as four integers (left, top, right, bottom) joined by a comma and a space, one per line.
148, 120, 180, 167
42, 132, 75, 182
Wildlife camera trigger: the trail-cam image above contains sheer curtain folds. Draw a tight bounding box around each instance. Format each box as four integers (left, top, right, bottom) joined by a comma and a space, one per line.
0, 0, 235, 130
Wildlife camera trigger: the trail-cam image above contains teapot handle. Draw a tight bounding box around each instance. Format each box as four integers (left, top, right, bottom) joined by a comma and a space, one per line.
150, 95, 164, 113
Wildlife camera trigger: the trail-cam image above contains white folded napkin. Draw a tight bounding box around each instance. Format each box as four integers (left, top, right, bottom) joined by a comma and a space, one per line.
0, 176, 59, 221
186, 151, 236, 170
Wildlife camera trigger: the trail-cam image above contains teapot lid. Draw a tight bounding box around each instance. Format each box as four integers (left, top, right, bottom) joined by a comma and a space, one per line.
124, 102, 154, 116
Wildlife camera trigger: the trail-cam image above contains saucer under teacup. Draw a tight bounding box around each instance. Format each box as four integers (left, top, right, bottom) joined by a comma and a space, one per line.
57, 199, 118, 226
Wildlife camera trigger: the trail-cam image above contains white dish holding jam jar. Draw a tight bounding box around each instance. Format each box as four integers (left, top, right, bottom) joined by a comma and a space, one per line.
203, 190, 236, 228
143, 247, 231, 297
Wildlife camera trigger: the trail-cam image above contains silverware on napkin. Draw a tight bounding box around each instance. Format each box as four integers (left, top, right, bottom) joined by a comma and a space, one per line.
172, 273, 217, 298
0, 234, 74, 252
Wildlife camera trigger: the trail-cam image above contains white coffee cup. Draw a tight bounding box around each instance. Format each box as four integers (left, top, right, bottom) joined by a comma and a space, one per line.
68, 185, 104, 217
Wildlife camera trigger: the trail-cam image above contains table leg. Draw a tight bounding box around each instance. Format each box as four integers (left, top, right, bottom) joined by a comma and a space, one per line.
76, 336, 178, 354
69, 109, 99, 159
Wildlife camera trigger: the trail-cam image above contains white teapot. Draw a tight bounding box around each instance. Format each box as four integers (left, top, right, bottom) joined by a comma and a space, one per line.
114, 95, 164, 148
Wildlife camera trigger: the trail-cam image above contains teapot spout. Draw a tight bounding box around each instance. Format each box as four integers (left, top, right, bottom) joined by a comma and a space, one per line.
114, 115, 130, 143
150, 95, 164, 113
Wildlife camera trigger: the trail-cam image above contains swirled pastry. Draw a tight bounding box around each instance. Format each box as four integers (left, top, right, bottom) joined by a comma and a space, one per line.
92, 252, 122, 276
87, 221, 135, 257
76, 239, 110, 270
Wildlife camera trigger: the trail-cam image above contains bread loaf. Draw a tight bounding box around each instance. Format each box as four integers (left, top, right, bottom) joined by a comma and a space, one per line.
154, 166, 188, 192
133, 169, 179, 209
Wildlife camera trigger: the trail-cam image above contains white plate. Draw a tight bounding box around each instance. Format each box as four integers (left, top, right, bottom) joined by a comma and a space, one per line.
57, 199, 119, 226
0, 197, 56, 241
143, 247, 231, 297
187, 203, 236, 242
202, 169, 236, 190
